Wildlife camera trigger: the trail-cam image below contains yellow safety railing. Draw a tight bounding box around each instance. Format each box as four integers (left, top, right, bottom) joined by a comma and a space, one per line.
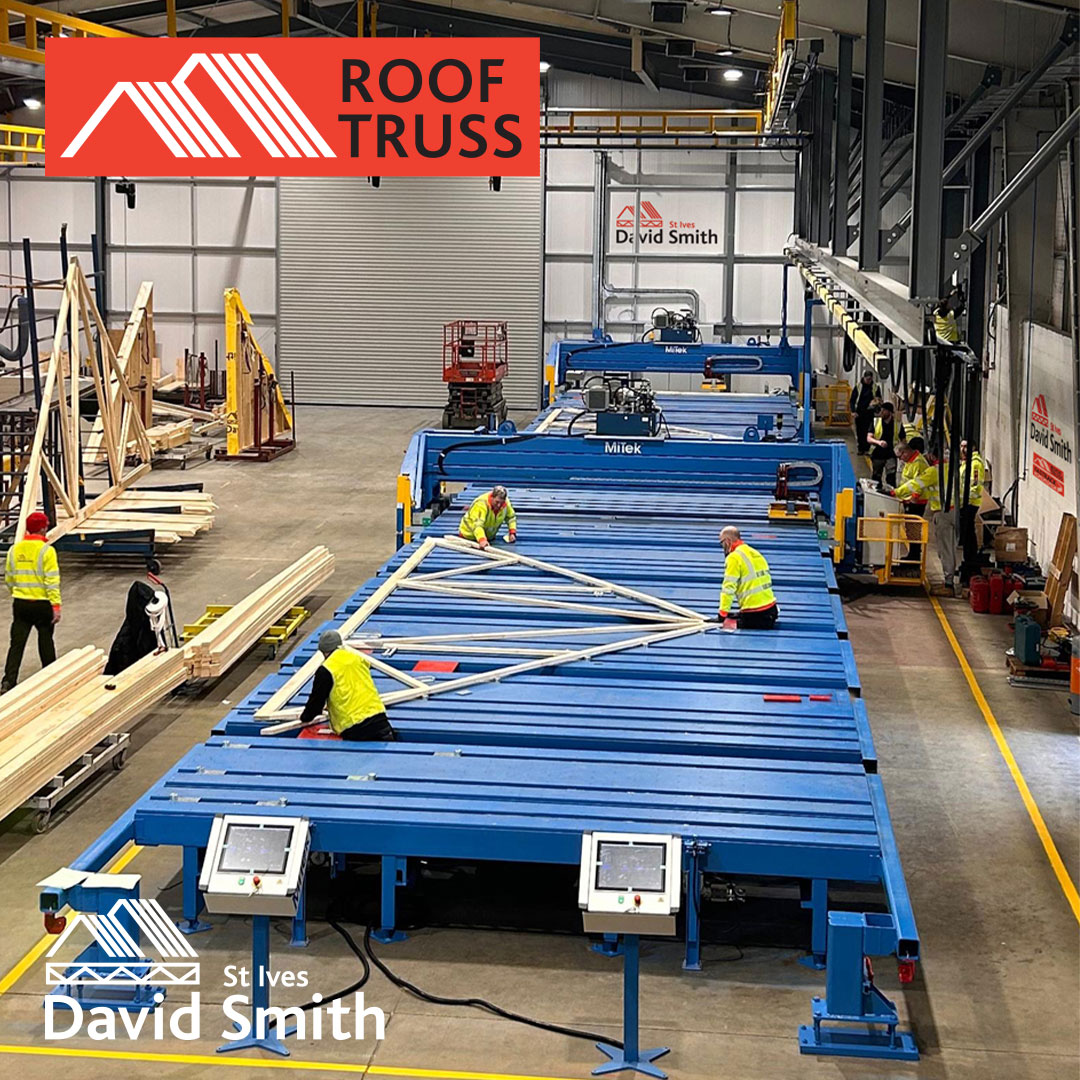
544, 108, 763, 146
0, 0, 131, 65
813, 382, 853, 427
857, 514, 929, 586
0, 122, 43, 165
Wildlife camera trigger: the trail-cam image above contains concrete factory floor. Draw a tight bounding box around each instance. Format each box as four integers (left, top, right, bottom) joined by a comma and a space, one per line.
0, 408, 1076, 1080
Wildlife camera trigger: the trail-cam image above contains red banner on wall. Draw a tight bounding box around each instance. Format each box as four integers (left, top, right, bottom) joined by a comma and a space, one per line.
1033, 452, 1066, 495
46, 38, 539, 177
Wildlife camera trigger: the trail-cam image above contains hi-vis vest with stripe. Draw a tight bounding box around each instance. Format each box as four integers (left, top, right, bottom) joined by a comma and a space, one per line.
4, 537, 60, 605
459, 492, 516, 542
894, 452, 940, 508
719, 542, 776, 616
323, 648, 384, 735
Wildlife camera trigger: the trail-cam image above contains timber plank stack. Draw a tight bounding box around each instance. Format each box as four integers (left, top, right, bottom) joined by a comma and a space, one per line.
185, 546, 335, 678
146, 419, 193, 451
0, 548, 334, 823
54, 488, 218, 544
0, 649, 188, 822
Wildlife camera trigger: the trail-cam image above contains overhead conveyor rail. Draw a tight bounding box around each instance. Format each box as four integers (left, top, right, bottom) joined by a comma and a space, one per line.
58, 393, 916, 1060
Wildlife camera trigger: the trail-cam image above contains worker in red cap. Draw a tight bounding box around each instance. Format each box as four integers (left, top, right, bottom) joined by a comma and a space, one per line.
459, 485, 516, 549
3, 510, 61, 692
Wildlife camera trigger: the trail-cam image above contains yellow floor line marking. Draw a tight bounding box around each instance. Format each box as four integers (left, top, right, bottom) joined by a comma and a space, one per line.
0, 842, 142, 998
929, 595, 1080, 923
0, 1044, 585, 1080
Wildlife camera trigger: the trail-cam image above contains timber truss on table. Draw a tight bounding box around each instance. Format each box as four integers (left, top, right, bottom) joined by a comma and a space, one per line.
258, 535, 711, 729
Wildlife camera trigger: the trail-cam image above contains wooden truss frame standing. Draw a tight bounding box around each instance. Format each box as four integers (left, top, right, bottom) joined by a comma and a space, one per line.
86, 280, 155, 463
258, 535, 710, 728
220, 287, 293, 459
15, 258, 153, 540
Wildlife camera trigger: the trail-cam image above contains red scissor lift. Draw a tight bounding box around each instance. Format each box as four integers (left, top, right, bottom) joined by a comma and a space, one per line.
441, 320, 509, 429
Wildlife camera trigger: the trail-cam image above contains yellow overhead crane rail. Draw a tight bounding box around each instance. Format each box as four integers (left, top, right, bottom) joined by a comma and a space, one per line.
789, 253, 893, 370
763, 0, 799, 134
0, 0, 132, 66
0, 122, 43, 164
543, 108, 763, 146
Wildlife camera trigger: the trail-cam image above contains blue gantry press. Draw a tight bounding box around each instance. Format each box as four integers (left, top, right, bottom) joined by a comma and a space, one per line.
50, 392, 919, 1064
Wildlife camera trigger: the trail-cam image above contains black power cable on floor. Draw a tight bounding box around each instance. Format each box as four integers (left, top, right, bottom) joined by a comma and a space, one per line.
283, 912, 623, 1049
358, 923, 625, 1049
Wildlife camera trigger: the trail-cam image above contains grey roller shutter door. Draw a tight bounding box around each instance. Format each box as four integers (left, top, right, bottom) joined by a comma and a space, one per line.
277, 176, 542, 408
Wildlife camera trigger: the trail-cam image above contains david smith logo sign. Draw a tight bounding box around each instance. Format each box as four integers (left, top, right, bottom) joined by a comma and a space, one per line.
612, 197, 718, 245
47, 38, 539, 176
1029, 392, 1071, 497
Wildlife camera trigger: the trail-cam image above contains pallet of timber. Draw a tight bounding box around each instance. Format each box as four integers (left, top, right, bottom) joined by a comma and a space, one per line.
107, 490, 217, 515
0, 648, 188, 822
146, 419, 193, 452
0, 646, 105, 742
184, 546, 335, 678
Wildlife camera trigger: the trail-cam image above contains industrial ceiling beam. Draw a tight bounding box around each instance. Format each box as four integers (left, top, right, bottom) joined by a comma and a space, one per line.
831, 33, 853, 255
858, 0, 886, 271
908, 0, 950, 301
947, 106, 1080, 269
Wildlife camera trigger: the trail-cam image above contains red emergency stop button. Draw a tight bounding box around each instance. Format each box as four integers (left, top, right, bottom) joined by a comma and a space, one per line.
633, 894, 641, 907
253, 876, 261, 888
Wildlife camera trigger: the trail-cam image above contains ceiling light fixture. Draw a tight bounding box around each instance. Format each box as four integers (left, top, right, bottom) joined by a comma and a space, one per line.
705, 5, 734, 14
722, 68, 743, 81
539, 60, 551, 73
23, 97, 42, 110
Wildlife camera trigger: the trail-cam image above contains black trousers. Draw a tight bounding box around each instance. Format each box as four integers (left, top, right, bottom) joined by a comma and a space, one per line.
341, 712, 398, 742
870, 450, 896, 484
739, 605, 779, 630
854, 412, 873, 454
3, 598, 56, 690
958, 504, 979, 583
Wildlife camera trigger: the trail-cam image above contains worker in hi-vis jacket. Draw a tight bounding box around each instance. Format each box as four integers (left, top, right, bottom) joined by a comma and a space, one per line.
717, 526, 779, 630
459, 485, 517, 549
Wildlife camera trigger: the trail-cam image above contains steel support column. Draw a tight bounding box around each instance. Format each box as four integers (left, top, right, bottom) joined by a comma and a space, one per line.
723, 150, 738, 342
93, 176, 109, 320
858, 0, 886, 271
591, 151, 608, 333
814, 71, 835, 247
832, 35, 854, 255
908, 0, 950, 302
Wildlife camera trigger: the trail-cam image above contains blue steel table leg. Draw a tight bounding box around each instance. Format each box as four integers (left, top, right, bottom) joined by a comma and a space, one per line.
592, 933, 623, 957
177, 846, 210, 935
682, 858, 702, 972
218, 915, 292, 1056
289, 878, 309, 948
373, 855, 408, 944
594, 935, 670, 1079
799, 878, 827, 969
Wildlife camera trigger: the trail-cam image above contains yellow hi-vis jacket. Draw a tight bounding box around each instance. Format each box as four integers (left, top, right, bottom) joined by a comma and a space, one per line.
719, 541, 776, 616
5, 535, 60, 605
459, 491, 516, 542
894, 453, 938, 507
934, 310, 960, 344
958, 451, 984, 506
323, 648, 385, 735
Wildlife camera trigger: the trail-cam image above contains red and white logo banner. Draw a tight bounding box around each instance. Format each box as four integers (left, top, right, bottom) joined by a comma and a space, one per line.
46, 38, 539, 177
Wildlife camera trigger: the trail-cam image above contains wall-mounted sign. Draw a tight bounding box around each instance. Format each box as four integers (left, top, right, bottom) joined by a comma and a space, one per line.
47, 38, 539, 177
1029, 392, 1073, 496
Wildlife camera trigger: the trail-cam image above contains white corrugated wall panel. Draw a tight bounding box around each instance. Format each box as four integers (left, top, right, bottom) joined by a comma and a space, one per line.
277, 177, 542, 407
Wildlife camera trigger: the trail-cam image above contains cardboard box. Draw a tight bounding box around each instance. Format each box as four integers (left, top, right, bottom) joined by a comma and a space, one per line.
994, 526, 1029, 562
1008, 589, 1049, 627
975, 493, 1003, 549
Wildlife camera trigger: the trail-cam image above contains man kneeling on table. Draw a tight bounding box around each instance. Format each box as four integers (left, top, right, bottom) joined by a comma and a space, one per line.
300, 630, 397, 741
718, 526, 779, 630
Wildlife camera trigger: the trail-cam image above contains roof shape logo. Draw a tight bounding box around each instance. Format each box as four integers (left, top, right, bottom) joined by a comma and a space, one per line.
62, 53, 336, 160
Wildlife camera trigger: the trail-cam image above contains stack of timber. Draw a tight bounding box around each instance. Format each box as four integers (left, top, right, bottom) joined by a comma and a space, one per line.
146, 418, 193, 451
0, 648, 187, 822
55, 487, 217, 545
185, 546, 335, 678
